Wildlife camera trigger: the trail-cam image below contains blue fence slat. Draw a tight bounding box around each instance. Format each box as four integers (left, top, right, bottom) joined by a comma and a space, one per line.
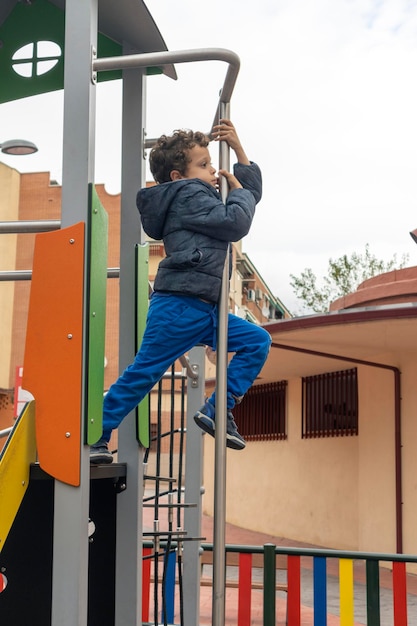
313, 556, 327, 626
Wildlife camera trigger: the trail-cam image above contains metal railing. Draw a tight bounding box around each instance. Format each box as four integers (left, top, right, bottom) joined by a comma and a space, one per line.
142, 541, 417, 626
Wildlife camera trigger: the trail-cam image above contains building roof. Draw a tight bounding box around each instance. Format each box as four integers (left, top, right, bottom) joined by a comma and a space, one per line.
330, 265, 417, 311
259, 303, 417, 383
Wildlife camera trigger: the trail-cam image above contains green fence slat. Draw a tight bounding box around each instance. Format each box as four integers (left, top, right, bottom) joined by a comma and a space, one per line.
86, 184, 108, 444
366, 559, 380, 626
263, 543, 276, 626
135, 243, 150, 447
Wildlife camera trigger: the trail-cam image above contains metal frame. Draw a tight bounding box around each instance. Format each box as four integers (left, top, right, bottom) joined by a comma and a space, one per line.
91, 46, 239, 626
50, 1, 98, 624
1, 6, 242, 622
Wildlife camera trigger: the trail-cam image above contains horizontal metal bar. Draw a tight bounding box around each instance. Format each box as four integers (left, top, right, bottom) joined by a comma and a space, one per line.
200, 542, 417, 563
144, 130, 216, 150
0, 267, 121, 281
0, 220, 61, 234
157, 357, 197, 381
0, 270, 33, 281
0, 426, 12, 439
144, 137, 157, 150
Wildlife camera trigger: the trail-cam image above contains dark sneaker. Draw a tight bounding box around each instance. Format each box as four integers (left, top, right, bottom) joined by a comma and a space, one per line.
90, 440, 113, 464
194, 400, 216, 438
194, 401, 246, 450
226, 411, 246, 450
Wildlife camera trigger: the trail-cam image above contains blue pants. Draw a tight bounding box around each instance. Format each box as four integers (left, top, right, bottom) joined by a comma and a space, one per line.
101, 292, 272, 441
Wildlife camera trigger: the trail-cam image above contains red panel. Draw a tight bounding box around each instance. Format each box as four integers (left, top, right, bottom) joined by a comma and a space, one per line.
393, 561, 408, 625
23, 223, 84, 486
287, 555, 301, 626
238, 552, 252, 626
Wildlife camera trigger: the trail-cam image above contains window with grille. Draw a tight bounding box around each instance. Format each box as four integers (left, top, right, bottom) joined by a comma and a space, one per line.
232, 381, 287, 441
302, 368, 358, 438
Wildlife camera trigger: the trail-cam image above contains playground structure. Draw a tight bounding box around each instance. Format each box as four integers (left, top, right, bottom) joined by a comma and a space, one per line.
0, 0, 240, 625
3, 2, 417, 625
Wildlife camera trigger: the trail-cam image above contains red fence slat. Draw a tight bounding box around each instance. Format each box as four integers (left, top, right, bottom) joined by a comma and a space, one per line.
287, 555, 301, 625
238, 552, 252, 626
393, 561, 408, 625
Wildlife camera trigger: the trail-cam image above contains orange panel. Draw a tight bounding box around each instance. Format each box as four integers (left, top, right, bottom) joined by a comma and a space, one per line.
23, 223, 85, 486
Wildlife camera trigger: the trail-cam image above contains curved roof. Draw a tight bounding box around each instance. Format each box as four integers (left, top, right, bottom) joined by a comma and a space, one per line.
330, 265, 417, 311
258, 304, 417, 382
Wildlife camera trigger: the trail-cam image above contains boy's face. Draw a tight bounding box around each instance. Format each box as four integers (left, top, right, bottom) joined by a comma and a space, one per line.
174, 145, 218, 188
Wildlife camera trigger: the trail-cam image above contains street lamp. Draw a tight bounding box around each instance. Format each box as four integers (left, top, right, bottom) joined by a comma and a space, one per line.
0, 139, 38, 155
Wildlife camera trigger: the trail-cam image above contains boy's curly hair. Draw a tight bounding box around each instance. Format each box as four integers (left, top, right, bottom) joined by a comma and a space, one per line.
149, 130, 209, 184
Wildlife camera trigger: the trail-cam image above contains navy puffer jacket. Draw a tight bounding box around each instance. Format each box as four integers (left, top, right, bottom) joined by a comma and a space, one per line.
137, 161, 262, 303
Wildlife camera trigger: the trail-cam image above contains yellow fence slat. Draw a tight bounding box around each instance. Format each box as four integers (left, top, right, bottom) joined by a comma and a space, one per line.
340, 558, 354, 625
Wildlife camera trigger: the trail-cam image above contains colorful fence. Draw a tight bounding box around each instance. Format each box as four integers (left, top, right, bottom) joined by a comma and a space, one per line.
142, 542, 417, 625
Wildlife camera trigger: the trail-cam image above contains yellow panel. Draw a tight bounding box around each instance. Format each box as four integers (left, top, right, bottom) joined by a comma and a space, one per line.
0, 401, 36, 552
23, 223, 84, 486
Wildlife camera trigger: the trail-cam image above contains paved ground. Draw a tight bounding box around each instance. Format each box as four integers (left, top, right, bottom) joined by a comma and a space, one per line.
143, 503, 417, 625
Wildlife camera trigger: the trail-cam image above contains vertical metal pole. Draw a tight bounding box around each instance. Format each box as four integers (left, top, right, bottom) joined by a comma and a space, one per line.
114, 62, 146, 625
183, 345, 206, 625
51, 1, 97, 625
212, 100, 231, 626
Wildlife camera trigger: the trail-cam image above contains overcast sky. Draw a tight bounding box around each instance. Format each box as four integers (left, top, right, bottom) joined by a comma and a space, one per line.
2, 0, 417, 313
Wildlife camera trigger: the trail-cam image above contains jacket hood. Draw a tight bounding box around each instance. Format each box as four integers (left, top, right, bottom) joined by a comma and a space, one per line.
136, 179, 194, 240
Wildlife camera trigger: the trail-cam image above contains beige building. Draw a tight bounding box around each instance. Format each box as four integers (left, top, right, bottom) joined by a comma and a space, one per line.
6, 162, 416, 562
203, 267, 417, 564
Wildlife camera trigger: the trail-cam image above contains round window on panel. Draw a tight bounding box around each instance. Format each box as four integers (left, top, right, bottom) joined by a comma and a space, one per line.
12, 41, 62, 78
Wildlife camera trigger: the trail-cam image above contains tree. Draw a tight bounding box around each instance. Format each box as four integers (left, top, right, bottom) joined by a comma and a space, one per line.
290, 244, 409, 314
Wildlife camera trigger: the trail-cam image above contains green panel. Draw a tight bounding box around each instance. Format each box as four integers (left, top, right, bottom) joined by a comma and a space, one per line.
0, 0, 163, 104
86, 185, 108, 445
135, 243, 150, 448
0, 0, 65, 104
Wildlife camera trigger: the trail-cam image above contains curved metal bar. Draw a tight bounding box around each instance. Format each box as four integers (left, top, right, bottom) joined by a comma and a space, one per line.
93, 48, 240, 136
178, 355, 198, 381
93, 48, 240, 101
